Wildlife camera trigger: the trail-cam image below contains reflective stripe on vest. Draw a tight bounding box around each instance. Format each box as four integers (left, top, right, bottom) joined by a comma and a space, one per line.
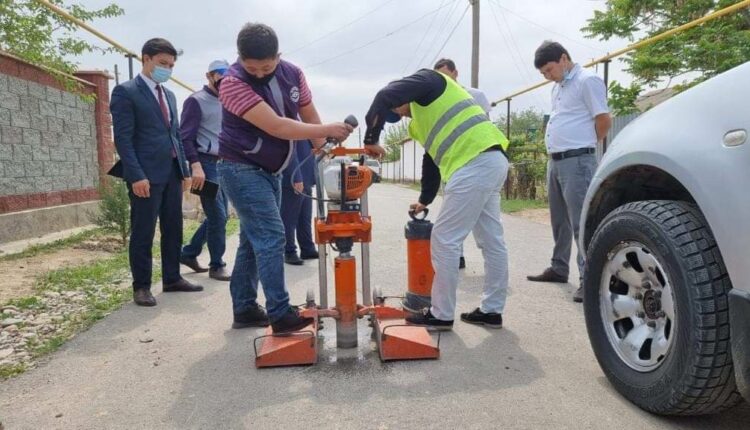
424, 98, 478, 154
433, 113, 489, 165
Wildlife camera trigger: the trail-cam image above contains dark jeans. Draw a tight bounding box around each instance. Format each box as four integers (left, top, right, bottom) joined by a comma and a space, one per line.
181, 154, 228, 268
280, 184, 316, 255
218, 160, 291, 321
128, 161, 183, 290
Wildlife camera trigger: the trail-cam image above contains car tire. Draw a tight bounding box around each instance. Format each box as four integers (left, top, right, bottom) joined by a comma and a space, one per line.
584, 200, 742, 415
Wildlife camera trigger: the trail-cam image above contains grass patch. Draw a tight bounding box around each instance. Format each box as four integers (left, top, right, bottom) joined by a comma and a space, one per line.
0, 228, 103, 262
4, 296, 43, 311
0, 217, 242, 379
38, 253, 130, 292
501, 199, 548, 213
0, 363, 27, 379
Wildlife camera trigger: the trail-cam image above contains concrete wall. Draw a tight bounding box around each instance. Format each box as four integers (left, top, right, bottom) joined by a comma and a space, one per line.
0, 52, 114, 243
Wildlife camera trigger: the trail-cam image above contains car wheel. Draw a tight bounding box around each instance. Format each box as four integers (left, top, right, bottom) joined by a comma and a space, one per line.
584, 200, 742, 415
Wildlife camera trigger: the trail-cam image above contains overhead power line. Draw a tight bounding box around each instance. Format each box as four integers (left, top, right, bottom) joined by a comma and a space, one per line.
401, 0, 450, 74
429, 3, 471, 66
286, 0, 398, 55
492, 1, 606, 55
415, 0, 462, 68
304, 1, 455, 69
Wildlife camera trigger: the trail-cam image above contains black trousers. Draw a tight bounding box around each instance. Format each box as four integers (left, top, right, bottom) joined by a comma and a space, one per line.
128, 162, 183, 290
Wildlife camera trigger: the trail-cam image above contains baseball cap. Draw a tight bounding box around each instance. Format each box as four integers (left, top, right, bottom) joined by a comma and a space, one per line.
208, 59, 230, 75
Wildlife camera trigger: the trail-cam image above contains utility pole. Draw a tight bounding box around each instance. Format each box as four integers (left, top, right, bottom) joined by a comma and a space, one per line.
470, 0, 480, 88
114, 64, 120, 85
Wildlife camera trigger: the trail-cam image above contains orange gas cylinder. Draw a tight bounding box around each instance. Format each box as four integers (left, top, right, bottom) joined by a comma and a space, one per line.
402, 209, 434, 314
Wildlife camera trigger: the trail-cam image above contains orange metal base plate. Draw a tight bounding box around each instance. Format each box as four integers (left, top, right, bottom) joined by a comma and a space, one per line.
374, 317, 440, 362
254, 320, 318, 368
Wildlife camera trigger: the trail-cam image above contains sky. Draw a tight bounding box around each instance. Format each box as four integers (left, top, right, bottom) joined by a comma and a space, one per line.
73, 0, 633, 144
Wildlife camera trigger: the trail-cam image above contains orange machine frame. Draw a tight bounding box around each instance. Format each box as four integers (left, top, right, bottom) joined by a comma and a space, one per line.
253, 147, 439, 367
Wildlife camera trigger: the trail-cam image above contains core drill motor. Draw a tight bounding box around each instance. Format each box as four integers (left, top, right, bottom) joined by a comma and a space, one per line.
402, 209, 434, 316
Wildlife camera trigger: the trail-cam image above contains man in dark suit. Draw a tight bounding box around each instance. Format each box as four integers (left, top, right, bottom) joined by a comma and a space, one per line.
110, 38, 203, 307
280, 140, 318, 265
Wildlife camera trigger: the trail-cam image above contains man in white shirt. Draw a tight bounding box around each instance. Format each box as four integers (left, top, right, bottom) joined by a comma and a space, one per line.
526, 41, 612, 303
433, 58, 491, 270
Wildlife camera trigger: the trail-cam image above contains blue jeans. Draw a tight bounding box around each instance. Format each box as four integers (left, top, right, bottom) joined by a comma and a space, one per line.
181, 154, 228, 268
218, 160, 291, 321
280, 184, 316, 255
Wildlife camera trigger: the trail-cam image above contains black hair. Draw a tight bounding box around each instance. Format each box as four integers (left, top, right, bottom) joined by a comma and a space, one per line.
141, 38, 178, 59
237, 23, 279, 60
534, 41, 571, 69
433, 58, 456, 71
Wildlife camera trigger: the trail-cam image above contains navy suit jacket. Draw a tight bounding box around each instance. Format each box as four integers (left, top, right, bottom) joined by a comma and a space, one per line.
109, 75, 189, 184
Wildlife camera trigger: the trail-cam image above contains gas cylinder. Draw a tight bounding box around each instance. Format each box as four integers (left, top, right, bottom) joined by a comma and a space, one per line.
402, 209, 434, 314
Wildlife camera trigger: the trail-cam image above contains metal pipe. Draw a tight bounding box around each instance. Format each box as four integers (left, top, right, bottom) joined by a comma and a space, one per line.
34, 0, 195, 92
489, 0, 750, 106
127, 54, 134, 80
314, 159, 328, 308
360, 190, 372, 306
506, 99, 511, 137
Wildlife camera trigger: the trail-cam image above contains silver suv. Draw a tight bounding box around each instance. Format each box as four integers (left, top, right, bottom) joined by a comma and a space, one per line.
580, 62, 750, 415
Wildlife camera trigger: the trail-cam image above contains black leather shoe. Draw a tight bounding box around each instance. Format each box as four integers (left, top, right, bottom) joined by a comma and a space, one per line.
405, 309, 453, 331
133, 289, 156, 307
300, 249, 319, 260
284, 253, 304, 266
459, 256, 466, 270
180, 256, 208, 273
271, 308, 315, 334
209, 266, 231, 281
573, 286, 584, 303
162, 278, 204, 292
232, 304, 270, 329
527, 267, 568, 283
461, 307, 502, 328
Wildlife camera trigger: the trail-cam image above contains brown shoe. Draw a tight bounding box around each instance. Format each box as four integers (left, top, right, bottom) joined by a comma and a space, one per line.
163, 278, 204, 292
180, 256, 208, 273
133, 289, 156, 307
527, 267, 568, 283
209, 266, 231, 282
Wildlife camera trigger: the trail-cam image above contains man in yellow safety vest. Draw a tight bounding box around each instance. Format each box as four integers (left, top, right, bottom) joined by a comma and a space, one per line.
363, 68, 511, 330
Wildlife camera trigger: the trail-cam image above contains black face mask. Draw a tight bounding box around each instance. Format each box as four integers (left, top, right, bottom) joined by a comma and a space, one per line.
212, 77, 223, 92
246, 69, 276, 86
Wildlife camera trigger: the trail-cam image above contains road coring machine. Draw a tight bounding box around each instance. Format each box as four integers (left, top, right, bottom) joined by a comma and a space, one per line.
253, 115, 440, 367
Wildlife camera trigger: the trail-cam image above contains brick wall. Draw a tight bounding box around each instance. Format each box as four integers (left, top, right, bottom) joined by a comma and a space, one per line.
0, 52, 114, 214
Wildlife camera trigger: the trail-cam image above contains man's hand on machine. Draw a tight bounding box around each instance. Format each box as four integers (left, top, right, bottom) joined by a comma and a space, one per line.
364, 144, 386, 159
410, 202, 427, 214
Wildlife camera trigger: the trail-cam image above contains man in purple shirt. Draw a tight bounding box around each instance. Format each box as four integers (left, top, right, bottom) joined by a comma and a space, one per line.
179, 60, 231, 281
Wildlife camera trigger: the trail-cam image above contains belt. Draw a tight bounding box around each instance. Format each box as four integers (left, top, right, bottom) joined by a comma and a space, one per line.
550, 147, 595, 160
483, 144, 508, 159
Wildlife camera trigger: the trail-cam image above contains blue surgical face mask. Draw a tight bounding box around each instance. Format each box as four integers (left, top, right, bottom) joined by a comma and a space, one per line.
151, 65, 172, 84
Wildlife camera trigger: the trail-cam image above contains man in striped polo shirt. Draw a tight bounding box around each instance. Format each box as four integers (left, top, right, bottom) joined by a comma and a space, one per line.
217, 23, 353, 333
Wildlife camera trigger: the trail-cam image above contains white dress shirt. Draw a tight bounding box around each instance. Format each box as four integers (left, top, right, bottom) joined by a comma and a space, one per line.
139, 73, 172, 123
545, 64, 609, 153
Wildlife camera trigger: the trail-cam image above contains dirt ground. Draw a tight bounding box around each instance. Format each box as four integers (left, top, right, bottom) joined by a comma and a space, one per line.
0, 237, 120, 304
513, 208, 551, 225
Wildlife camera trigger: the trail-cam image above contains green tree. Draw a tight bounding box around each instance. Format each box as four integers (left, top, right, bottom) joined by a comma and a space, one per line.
608, 80, 641, 116
91, 180, 130, 247
0, 1, 124, 80
382, 120, 410, 162
494, 107, 545, 142
583, 0, 750, 110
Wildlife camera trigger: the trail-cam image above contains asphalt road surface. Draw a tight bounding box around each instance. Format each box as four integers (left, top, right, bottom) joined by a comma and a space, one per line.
1, 184, 749, 429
